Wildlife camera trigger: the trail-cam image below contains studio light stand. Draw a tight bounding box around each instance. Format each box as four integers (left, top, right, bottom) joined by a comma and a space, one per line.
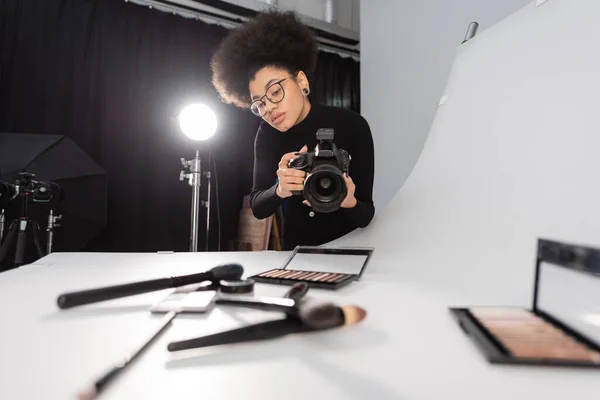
0, 208, 62, 269
177, 103, 218, 253
0, 174, 63, 269
0, 209, 5, 244
46, 209, 62, 254
180, 150, 211, 252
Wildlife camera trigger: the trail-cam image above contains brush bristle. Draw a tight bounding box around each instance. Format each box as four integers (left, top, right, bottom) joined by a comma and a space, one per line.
77, 386, 97, 400
341, 305, 367, 325
210, 263, 244, 280
298, 302, 342, 329
298, 302, 367, 330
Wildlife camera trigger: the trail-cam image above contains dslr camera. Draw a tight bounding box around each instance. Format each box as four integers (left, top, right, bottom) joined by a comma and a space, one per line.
6, 172, 62, 204
288, 128, 351, 213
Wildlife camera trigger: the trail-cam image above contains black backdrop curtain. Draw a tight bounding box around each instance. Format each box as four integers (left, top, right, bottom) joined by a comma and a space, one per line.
0, 0, 360, 253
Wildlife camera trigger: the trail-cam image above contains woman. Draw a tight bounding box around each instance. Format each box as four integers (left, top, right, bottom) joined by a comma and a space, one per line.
211, 10, 375, 250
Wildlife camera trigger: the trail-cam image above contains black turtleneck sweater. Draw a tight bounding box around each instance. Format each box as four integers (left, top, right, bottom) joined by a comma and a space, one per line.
249, 103, 375, 250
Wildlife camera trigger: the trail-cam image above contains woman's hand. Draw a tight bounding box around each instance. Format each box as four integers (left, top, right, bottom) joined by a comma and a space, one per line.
340, 173, 357, 208
276, 145, 308, 198
303, 173, 358, 209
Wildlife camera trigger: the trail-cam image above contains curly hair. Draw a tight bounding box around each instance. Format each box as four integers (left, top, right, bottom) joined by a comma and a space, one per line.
210, 9, 318, 109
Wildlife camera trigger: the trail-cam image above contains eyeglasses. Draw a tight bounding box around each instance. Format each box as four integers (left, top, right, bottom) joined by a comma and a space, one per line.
250, 74, 296, 117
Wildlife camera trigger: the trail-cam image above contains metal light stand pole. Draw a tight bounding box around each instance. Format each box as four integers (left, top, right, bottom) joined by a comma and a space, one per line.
0, 209, 5, 244
46, 210, 62, 254
180, 150, 211, 252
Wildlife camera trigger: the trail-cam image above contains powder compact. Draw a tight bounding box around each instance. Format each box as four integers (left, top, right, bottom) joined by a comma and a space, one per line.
250, 246, 374, 290
451, 238, 600, 367
219, 279, 255, 295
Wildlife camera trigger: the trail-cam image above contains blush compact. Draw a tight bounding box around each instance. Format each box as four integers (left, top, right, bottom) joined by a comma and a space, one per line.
451, 238, 600, 368
250, 246, 374, 290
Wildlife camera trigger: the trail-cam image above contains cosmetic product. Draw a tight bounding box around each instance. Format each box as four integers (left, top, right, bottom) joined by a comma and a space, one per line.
250, 246, 374, 290
283, 282, 309, 301
167, 301, 367, 351
215, 295, 296, 314
219, 278, 255, 295
57, 263, 243, 309
451, 238, 600, 368
77, 311, 177, 400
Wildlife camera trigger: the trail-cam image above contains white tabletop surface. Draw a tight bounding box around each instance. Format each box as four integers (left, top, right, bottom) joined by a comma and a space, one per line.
5, 1, 600, 399
1, 250, 599, 400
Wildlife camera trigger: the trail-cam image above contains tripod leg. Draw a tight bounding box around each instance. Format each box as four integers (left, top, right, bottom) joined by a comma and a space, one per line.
0, 220, 18, 264
31, 221, 45, 259
14, 219, 28, 267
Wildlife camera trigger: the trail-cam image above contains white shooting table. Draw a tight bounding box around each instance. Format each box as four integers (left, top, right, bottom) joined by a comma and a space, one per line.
0, 250, 599, 400
4, 0, 600, 398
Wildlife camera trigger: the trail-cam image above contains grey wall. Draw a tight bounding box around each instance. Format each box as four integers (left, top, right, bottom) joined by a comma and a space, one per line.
361, 0, 532, 212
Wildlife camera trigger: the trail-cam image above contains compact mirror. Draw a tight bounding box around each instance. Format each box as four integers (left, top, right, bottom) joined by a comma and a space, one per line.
536, 243, 600, 345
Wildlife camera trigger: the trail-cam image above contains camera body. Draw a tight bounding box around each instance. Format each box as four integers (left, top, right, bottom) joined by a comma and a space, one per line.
288, 128, 351, 213
6, 172, 61, 204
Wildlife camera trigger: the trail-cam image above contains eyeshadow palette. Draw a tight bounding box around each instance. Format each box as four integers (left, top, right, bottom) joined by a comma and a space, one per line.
451, 307, 600, 366
250, 246, 374, 290
450, 238, 600, 368
251, 269, 356, 289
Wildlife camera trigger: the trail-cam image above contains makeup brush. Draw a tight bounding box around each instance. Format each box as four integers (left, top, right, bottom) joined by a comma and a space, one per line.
164, 283, 310, 352
213, 282, 308, 314
77, 311, 177, 400
297, 301, 366, 330
57, 263, 243, 309
212, 282, 309, 314
215, 295, 296, 313
282, 282, 309, 301
214, 295, 364, 329
167, 301, 367, 351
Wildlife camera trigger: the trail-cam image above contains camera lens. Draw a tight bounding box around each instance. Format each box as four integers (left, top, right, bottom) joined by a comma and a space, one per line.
307, 170, 345, 204
34, 186, 52, 201
303, 163, 348, 213
313, 175, 338, 199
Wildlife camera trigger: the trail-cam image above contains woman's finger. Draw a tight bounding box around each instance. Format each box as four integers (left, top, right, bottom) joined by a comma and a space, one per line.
277, 172, 305, 184
283, 176, 305, 185
285, 184, 304, 192
279, 168, 306, 177
279, 153, 298, 168
279, 145, 308, 168
277, 167, 305, 176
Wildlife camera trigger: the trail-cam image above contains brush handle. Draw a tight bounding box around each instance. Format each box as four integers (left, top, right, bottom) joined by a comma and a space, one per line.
57, 277, 177, 309
283, 282, 309, 301
167, 318, 312, 351
215, 296, 298, 315
57, 264, 243, 309
78, 311, 177, 399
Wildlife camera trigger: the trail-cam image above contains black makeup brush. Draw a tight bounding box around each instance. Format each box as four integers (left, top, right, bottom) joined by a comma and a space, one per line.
283, 282, 309, 301
213, 282, 309, 314
215, 296, 296, 313
57, 263, 243, 309
77, 311, 177, 400
296, 301, 366, 330
167, 301, 367, 351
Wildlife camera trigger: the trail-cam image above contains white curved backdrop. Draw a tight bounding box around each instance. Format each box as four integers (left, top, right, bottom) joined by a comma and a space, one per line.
333, 0, 600, 306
